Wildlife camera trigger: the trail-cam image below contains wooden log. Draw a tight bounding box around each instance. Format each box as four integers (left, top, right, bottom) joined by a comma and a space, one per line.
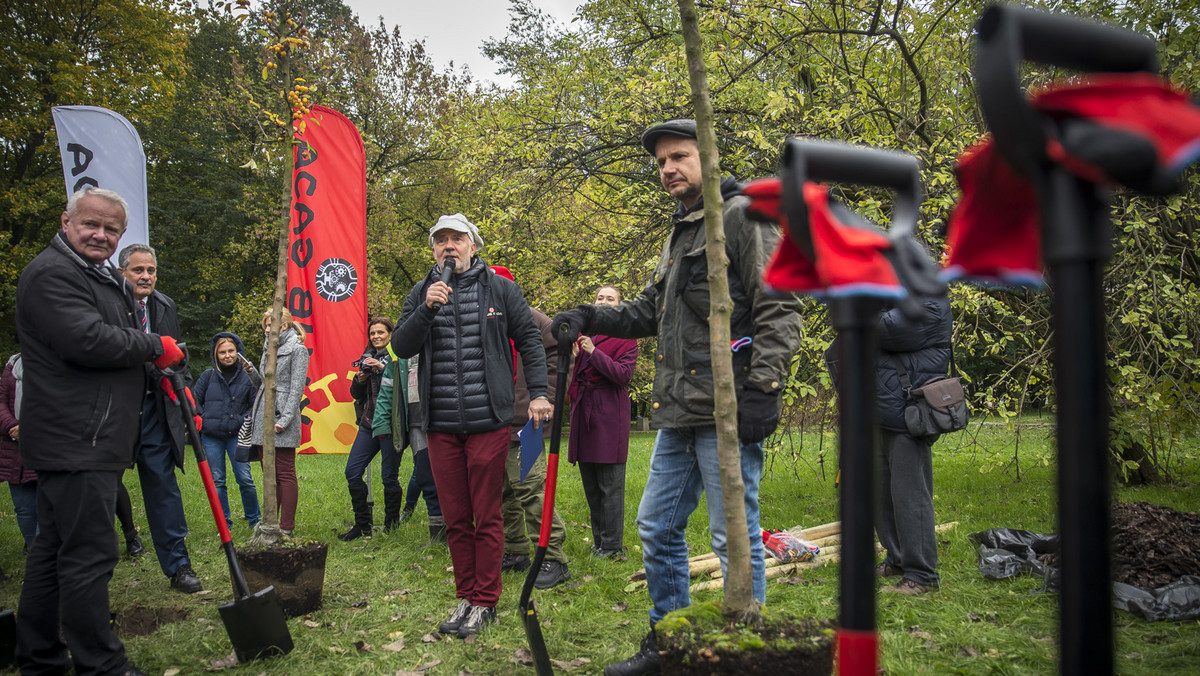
629, 519, 843, 582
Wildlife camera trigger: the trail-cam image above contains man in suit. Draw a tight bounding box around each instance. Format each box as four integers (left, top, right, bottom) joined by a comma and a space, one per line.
119, 243, 201, 593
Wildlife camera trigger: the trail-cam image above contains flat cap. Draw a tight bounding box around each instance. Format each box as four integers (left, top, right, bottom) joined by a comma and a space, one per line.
640, 119, 697, 155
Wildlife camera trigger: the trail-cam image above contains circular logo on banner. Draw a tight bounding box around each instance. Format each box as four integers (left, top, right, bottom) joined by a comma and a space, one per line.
315, 258, 358, 302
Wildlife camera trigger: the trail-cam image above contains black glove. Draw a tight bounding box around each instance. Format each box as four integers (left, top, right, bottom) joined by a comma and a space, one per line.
552, 304, 597, 346
738, 384, 781, 443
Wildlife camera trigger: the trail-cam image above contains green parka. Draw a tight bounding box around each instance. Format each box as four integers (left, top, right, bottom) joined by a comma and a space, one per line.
370, 348, 410, 450
590, 179, 803, 429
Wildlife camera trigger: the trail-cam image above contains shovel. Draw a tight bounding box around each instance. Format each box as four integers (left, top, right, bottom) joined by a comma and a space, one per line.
163, 363, 294, 663
519, 333, 571, 676
779, 138, 937, 676
972, 6, 1159, 673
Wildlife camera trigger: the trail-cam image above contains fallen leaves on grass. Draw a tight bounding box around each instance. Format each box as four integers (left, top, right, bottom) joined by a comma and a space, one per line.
209, 653, 238, 669
303, 619, 320, 628
421, 633, 438, 643
354, 640, 372, 652
513, 646, 534, 665
958, 646, 980, 657
552, 657, 592, 671
383, 637, 406, 652
611, 602, 628, 612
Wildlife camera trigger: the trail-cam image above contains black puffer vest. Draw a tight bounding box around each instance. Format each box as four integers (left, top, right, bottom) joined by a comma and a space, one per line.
428, 260, 490, 432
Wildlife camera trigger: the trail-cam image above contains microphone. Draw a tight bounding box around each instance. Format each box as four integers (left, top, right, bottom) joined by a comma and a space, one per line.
431, 257, 456, 311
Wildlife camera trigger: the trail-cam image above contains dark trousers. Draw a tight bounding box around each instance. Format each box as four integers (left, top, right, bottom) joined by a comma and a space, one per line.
502, 437, 566, 561
877, 430, 939, 585
404, 439, 442, 521
136, 395, 190, 577
345, 425, 400, 490
427, 427, 508, 607
17, 470, 128, 676
579, 461, 626, 551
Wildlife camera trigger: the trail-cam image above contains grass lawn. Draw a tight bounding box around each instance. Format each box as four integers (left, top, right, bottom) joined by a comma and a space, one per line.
1, 421, 1198, 674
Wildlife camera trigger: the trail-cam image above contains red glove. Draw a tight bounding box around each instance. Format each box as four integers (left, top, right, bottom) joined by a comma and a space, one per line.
159, 377, 177, 403
154, 336, 184, 369
193, 415, 203, 432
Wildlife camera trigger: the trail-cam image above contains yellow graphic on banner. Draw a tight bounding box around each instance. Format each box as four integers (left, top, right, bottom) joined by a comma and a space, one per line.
299, 370, 357, 454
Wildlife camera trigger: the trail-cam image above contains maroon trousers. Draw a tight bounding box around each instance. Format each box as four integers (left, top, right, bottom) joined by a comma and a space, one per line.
427, 427, 509, 607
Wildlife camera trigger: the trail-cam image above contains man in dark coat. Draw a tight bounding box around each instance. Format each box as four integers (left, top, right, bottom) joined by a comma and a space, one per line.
16, 187, 183, 675
118, 243, 201, 593
392, 214, 553, 640
556, 120, 804, 676
869, 296, 952, 595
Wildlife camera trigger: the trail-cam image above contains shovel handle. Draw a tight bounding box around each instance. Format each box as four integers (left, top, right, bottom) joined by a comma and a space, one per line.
167, 372, 253, 600
974, 4, 1158, 175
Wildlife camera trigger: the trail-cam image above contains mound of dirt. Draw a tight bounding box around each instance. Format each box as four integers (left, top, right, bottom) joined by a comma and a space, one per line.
1110, 500, 1200, 589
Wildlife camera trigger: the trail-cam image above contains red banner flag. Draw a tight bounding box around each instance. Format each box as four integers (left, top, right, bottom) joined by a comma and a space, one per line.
288, 105, 367, 454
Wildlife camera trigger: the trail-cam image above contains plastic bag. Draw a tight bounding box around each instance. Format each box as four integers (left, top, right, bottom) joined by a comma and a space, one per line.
970, 528, 1200, 621
762, 529, 819, 563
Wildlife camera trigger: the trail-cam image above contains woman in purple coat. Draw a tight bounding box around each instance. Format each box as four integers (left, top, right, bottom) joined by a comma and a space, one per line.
568, 286, 639, 558
1, 354, 37, 550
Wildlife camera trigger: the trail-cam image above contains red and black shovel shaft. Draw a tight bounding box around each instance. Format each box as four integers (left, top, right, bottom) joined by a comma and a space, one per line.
167, 372, 251, 600
830, 298, 882, 676
520, 335, 572, 676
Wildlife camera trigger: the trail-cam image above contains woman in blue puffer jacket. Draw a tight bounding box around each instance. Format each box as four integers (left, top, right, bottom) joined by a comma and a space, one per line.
193, 332, 262, 529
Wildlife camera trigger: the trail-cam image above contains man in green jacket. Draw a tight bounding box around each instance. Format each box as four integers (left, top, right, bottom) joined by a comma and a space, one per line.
556, 120, 803, 676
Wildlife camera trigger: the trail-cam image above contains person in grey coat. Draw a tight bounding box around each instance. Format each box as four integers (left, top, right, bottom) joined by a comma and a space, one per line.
248, 308, 309, 535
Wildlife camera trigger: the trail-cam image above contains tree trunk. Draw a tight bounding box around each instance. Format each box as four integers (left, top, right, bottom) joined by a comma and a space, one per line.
252, 51, 292, 546
676, 0, 756, 620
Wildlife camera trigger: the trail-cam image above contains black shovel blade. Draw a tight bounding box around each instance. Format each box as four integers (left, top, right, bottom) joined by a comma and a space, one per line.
218, 586, 294, 662
519, 597, 553, 675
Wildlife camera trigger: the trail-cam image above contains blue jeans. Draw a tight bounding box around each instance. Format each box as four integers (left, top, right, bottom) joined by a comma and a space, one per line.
345, 425, 400, 490
9, 481, 38, 547
637, 426, 765, 624
201, 434, 261, 528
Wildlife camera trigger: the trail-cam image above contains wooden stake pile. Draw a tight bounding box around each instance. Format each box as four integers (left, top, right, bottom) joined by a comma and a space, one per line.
624, 520, 958, 593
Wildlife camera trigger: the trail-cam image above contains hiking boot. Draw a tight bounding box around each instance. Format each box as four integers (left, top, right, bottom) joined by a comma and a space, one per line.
125, 533, 145, 558
170, 565, 202, 594
425, 524, 447, 547
382, 488, 404, 532
604, 629, 661, 676
875, 561, 903, 578
456, 604, 496, 638
882, 577, 938, 596
398, 505, 417, 523
501, 553, 532, 573
438, 599, 472, 635
534, 560, 570, 590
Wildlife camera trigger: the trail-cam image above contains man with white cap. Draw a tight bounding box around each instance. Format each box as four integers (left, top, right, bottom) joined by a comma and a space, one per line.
392, 214, 553, 640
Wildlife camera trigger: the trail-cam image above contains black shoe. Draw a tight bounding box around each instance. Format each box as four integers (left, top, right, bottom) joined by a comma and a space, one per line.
170, 565, 202, 594
438, 599, 472, 635
592, 545, 625, 559
604, 629, 661, 676
125, 534, 145, 558
338, 524, 370, 541
425, 524, 446, 547
456, 604, 496, 638
398, 505, 416, 523
533, 560, 570, 590
501, 553, 531, 573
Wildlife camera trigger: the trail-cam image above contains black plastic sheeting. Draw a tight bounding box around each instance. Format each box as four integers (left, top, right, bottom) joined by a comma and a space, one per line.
969, 528, 1200, 622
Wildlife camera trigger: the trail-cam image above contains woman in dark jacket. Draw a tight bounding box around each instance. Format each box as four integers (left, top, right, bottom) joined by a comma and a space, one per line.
567, 286, 639, 557
0, 353, 37, 548
194, 332, 261, 530
339, 317, 404, 540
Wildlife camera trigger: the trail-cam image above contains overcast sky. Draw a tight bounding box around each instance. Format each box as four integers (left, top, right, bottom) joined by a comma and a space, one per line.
341, 1, 582, 86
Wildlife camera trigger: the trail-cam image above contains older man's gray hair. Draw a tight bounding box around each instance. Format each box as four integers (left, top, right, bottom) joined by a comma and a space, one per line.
118, 243, 156, 269
66, 186, 130, 228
